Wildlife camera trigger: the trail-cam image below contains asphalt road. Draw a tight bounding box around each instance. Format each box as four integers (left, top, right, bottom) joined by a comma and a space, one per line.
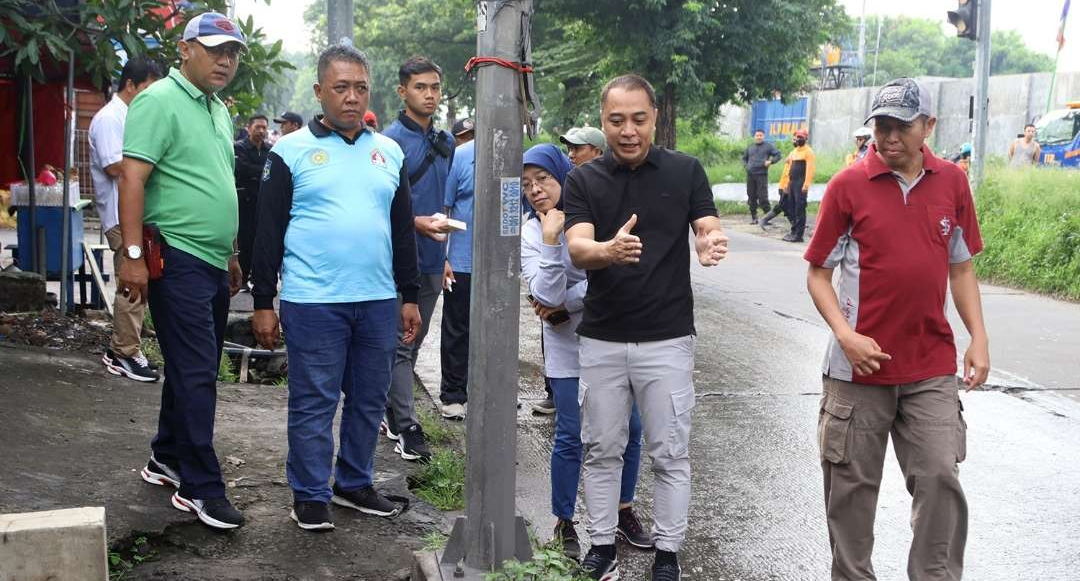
462, 222, 1080, 581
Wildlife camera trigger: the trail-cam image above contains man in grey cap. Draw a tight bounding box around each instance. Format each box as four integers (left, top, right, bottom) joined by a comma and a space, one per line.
804, 77, 989, 580
559, 126, 605, 167
274, 111, 303, 136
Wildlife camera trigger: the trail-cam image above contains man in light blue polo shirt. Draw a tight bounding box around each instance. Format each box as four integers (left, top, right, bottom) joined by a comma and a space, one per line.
250, 45, 422, 532
439, 119, 475, 412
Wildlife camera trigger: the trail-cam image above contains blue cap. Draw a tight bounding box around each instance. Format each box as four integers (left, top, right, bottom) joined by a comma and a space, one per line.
183, 12, 246, 48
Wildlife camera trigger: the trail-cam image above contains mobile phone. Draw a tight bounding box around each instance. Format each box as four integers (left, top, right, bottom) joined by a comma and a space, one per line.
545, 309, 571, 325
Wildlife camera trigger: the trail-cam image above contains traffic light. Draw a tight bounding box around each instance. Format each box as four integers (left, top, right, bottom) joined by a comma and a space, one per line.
947, 0, 978, 40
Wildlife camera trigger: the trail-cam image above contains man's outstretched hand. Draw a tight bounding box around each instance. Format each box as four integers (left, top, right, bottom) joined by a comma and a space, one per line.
695, 228, 729, 266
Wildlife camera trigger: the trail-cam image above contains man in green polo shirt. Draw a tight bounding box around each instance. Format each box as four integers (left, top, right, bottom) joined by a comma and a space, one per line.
117, 11, 247, 530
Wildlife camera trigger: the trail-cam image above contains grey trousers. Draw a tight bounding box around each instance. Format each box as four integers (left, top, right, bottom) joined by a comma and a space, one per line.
579, 335, 695, 552
820, 375, 968, 581
387, 273, 443, 431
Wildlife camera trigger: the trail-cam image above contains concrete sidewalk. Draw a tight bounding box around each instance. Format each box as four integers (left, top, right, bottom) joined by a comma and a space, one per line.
0, 345, 446, 581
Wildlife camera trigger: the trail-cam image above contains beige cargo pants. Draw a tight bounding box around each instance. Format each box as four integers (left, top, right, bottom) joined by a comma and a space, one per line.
819, 374, 968, 581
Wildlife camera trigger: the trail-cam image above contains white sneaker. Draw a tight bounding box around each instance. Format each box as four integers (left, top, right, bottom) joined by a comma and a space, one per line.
440, 402, 466, 420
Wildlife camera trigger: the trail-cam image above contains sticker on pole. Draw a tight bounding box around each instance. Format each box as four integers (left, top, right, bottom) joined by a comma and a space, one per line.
477, 1, 488, 32
500, 177, 521, 237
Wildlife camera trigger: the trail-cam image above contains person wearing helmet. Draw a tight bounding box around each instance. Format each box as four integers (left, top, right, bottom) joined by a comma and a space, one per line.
762, 128, 815, 242
845, 127, 873, 167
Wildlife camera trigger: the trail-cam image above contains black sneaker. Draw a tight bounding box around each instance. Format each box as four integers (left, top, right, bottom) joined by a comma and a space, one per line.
531, 397, 556, 415
140, 455, 180, 489
330, 485, 402, 517
651, 561, 681, 581
291, 501, 334, 531
171, 492, 244, 529
580, 546, 619, 580
381, 408, 400, 441
749, 217, 759, 225
553, 519, 581, 560
394, 423, 431, 462
103, 349, 159, 382
616, 506, 654, 549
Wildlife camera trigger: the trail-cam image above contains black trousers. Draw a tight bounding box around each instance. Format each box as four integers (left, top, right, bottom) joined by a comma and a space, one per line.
147, 245, 229, 499
790, 189, 809, 239
237, 196, 257, 283
440, 272, 471, 405
746, 173, 771, 216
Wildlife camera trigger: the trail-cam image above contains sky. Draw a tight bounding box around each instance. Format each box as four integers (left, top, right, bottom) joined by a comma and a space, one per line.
236, 0, 1078, 72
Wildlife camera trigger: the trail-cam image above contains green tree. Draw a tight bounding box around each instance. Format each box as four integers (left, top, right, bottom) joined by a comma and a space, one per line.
863, 16, 1054, 85
0, 0, 293, 120
303, 0, 475, 125
539, 0, 851, 148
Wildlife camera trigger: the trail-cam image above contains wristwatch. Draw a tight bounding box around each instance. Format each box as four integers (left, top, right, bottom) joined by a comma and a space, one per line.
125, 245, 143, 260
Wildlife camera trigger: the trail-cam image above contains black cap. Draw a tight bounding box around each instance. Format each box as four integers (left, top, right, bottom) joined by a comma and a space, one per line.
274, 111, 303, 125
452, 118, 475, 136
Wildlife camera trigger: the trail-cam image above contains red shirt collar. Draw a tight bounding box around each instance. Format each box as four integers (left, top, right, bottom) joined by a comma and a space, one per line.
864, 143, 944, 179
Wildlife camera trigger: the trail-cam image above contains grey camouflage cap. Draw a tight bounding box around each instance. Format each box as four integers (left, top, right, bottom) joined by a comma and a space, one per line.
866, 78, 932, 124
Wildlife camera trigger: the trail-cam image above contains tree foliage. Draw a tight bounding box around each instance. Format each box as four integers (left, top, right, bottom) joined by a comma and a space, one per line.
863, 16, 1054, 86
302, 0, 476, 126
538, 0, 851, 148
0, 0, 293, 120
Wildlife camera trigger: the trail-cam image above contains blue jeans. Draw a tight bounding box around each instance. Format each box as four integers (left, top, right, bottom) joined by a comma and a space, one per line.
550, 376, 642, 520
280, 299, 399, 503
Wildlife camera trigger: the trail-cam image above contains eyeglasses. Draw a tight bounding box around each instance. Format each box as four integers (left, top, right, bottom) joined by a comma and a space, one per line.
194, 41, 244, 62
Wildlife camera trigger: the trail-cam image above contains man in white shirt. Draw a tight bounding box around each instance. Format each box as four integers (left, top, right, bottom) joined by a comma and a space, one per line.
89, 56, 162, 382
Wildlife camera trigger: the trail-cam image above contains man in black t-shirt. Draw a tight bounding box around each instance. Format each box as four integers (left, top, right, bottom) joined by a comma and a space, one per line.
563, 74, 729, 581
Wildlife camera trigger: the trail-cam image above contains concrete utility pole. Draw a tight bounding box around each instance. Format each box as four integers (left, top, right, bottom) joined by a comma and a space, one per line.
970, 0, 992, 189
326, 0, 354, 46
439, 0, 532, 578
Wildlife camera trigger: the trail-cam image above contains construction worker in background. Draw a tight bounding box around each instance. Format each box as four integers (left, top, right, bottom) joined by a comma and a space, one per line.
845, 127, 873, 167
762, 128, 816, 243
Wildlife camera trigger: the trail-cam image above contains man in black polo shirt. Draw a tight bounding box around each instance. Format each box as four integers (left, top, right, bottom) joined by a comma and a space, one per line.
564, 74, 729, 581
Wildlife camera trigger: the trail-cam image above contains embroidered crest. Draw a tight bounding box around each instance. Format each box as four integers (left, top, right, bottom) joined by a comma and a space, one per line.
940, 216, 952, 237
370, 149, 387, 168
311, 149, 329, 165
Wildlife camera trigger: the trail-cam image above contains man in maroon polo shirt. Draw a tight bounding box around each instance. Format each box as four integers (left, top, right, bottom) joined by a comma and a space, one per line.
805, 78, 990, 580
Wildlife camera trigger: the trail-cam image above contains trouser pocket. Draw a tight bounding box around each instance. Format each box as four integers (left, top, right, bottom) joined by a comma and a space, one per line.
818, 392, 855, 464
667, 386, 695, 458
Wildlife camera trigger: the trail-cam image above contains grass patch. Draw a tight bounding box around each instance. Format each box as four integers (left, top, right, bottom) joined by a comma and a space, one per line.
140, 337, 163, 369
715, 200, 820, 216
973, 167, 1080, 300
423, 531, 449, 551
108, 536, 155, 581
417, 407, 459, 447
411, 448, 466, 511
218, 352, 238, 383
485, 544, 590, 581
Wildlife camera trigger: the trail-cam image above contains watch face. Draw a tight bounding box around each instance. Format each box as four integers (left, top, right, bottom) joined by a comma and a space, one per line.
127, 245, 143, 259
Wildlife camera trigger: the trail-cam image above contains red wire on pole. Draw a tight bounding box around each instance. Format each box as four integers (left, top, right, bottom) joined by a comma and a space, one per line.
464, 57, 534, 74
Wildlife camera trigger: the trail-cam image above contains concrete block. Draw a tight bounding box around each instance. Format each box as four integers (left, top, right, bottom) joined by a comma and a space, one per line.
410, 550, 442, 581
0, 507, 108, 581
